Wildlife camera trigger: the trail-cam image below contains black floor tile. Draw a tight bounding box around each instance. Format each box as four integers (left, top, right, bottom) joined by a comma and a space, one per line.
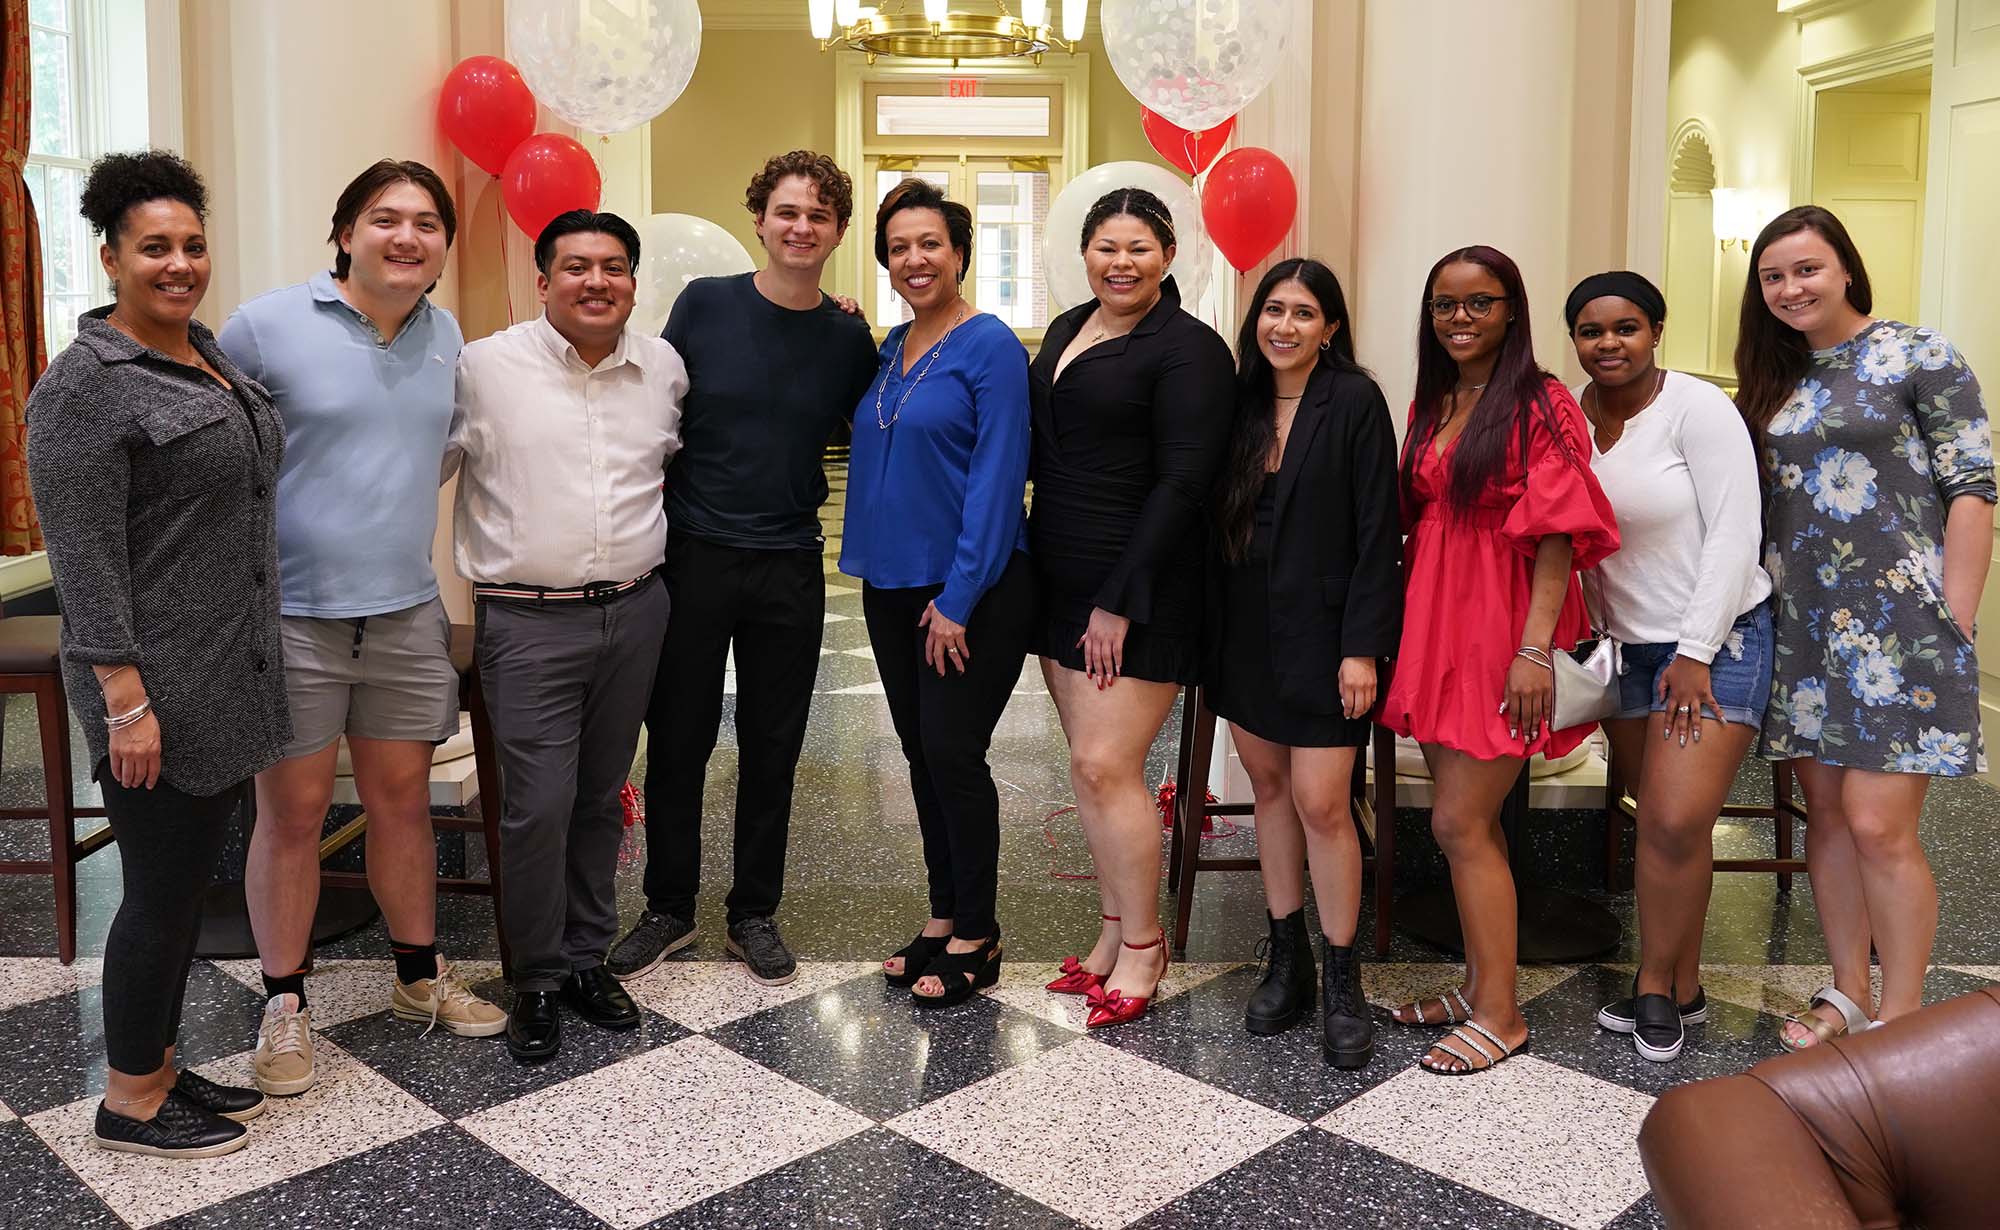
1520, 965, 1788, 1098
0, 1119, 125, 1229
706, 973, 1072, 1121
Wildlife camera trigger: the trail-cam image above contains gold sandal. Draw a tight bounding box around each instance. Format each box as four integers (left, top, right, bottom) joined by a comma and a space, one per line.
1781, 985, 1869, 1051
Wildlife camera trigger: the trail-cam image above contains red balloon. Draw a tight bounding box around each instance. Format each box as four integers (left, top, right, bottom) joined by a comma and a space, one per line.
1140, 108, 1235, 176
1201, 147, 1297, 273
439, 56, 537, 177
501, 134, 602, 239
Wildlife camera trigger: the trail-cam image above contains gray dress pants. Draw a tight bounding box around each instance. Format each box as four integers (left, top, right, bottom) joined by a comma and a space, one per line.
475, 575, 669, 991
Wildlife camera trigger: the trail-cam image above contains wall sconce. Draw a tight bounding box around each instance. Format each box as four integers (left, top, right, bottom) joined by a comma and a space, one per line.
1711, 187, 1758, 251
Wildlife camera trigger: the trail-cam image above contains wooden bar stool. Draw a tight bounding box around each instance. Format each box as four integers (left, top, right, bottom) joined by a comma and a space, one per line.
316, 624, 511, 977
1603, 752, 1806, 893
0, 615, 112, 964
1166, 683, 1398, 959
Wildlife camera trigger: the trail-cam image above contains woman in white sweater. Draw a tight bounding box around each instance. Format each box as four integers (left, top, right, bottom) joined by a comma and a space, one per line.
1568, 272, 1773, 1064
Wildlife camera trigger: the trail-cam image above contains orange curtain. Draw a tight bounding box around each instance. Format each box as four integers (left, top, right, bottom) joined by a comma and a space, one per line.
0, 0, 46, 555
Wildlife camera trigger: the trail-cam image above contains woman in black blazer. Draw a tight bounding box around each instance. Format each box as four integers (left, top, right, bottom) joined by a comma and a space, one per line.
1030, 188, 1234, 1029
1205, 258, 1401, 1067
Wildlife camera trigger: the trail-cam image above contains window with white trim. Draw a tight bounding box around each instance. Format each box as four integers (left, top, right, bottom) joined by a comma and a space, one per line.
26, 0, 152, 355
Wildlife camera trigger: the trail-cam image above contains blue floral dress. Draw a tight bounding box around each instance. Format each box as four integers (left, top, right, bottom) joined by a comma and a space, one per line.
1760, 322, 1994, 775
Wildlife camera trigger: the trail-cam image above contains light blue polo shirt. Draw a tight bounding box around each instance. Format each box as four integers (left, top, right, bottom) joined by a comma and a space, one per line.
219, 270, 463, 618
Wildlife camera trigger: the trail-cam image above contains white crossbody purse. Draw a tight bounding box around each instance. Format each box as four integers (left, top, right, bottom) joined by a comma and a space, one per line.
1551, 569, 1622, 731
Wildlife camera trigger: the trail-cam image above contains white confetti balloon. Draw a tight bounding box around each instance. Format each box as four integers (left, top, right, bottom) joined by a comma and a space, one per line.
632, 213, 754, 338
1100, 0, 1289, 133
1043, 161, 1205, 311
508, 0, 703, 135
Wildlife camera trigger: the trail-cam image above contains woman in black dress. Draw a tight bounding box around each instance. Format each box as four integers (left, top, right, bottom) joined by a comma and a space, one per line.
1031, 188, 1233, 1029
1205, 259, 1401, 1066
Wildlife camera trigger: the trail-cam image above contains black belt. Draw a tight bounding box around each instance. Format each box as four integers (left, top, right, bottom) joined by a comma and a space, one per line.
474, 569, 655, 606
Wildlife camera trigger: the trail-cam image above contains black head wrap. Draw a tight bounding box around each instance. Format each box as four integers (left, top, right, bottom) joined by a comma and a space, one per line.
1564, 271, 1666, 329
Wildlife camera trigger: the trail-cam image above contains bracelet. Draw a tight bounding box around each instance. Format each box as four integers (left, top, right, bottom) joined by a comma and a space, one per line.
1514, 646, 1554, 671
101, 665, 135, 686
105, 699, 151, 731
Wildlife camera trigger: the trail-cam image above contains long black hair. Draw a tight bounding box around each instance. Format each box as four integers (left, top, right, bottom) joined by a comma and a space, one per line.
1400, 245, 1574, 510
1216, 258, 1363, 562
1732, 205, 1872, 440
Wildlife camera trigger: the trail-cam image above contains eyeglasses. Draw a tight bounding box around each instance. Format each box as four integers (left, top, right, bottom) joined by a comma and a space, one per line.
1426, 294, 1508, 321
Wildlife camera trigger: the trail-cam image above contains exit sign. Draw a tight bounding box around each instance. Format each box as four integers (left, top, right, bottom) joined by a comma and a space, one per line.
945, 78, 981, 98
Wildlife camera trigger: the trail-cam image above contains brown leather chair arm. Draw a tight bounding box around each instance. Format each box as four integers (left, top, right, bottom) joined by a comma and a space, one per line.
1640, 1075, 1861, 1229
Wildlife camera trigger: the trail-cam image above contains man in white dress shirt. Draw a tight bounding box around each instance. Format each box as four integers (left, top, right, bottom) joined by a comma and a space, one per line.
446, 210, 686, 1062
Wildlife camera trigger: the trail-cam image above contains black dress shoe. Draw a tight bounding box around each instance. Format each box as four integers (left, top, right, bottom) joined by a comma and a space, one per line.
562, 966, 641, 1029
94, 1089, 248, 1159
173, 1068, 266, 1123
507, 990, 562, 1062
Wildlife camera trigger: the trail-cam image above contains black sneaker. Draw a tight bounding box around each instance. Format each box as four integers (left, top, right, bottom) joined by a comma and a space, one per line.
1597, 984, 1707, 1033
1631, 992, 1685, 1062
725, 916, 798, 986
172, 1068, 266, 1123
606, 911, 697, 981
94, 1089, 248, 1159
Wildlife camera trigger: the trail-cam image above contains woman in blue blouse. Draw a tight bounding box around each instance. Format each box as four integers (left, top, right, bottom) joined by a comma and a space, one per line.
841, 178, 1034, 1005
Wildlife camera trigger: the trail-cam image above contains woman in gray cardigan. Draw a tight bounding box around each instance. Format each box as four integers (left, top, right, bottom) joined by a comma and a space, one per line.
27, 151, 291, 1159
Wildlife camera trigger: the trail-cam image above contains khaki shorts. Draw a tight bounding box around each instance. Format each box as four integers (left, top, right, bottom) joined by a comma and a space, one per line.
278, 596, 458, 759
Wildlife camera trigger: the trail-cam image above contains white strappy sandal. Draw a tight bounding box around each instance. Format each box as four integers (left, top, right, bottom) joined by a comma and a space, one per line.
1419, 1018, 1530, 1075
1395, 986, 1474, 1028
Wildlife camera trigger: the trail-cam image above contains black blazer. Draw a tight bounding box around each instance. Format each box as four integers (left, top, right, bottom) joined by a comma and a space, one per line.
1204, 362, 1404, 713
1028, 276, 1234, 634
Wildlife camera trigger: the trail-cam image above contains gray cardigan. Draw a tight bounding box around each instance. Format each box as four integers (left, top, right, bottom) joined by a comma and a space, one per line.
26, 307, 292, 795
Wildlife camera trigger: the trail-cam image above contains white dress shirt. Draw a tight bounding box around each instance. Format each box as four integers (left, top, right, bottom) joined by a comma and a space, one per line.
1584, 370, 1773, 662
448, 315, 686, 587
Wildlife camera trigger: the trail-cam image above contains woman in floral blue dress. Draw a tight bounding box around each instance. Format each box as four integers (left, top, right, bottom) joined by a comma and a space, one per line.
1735, 205, 1994, 1051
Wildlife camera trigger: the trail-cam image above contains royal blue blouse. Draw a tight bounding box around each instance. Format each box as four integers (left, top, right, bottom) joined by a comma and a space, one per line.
839, 310, 1030, 624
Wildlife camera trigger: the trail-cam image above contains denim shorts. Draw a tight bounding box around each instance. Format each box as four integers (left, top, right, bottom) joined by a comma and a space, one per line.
1613, 601, 1774, 726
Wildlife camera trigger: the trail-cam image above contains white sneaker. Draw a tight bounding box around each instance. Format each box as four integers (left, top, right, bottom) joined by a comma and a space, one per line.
253, 993, 315, 1095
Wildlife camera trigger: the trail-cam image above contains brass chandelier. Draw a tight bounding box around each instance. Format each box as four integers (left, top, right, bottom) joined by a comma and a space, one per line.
809, 1, 1088, 66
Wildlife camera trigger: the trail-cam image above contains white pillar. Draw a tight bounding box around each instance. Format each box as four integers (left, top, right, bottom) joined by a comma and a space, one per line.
1351, 0, 1581, 423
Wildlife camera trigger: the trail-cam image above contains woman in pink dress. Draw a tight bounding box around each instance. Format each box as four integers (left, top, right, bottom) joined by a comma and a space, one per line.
1381, 246, 1619, 1074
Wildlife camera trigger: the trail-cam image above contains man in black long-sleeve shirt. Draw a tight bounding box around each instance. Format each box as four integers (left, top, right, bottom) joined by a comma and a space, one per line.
608, 151, 878, 986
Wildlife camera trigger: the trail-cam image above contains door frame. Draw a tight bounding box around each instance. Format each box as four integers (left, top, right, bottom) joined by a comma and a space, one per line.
1791, 33, 1933, 202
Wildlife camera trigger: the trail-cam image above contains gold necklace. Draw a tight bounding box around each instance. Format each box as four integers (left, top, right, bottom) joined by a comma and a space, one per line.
875, 301, 968, 430
108, 310, 201, 367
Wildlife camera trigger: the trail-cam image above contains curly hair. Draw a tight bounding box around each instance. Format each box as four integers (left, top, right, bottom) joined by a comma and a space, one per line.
79, 149, 209, 245
744, 150, 855, 227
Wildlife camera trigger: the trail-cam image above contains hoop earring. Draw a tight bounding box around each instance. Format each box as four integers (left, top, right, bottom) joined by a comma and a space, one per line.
1320, 337, 1331, 351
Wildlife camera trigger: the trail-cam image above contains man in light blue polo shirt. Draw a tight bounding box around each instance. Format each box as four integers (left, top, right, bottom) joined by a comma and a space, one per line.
219, 160, 505, 1097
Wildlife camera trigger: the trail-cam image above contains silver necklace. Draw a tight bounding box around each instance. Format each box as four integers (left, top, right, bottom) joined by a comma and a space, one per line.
876, 302, 968, 430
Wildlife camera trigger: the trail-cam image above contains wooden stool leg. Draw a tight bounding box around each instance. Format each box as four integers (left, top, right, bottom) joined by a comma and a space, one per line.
37, 678, 79, 965
467, 670, 512, 980
1170, 688, 1218, 960
1371, 724, 1394, 958
1773, 761, 1796, 894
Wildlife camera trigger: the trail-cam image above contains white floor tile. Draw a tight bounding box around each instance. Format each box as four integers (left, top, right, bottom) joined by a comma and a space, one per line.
1364, 963, 1580, 1013
25, 1039, 442, 1228
888, 1037, 1302, 1229
461, 1035, 870, 1228
622, 960, 878, 1032
1690, 962, 1885, 1019
1319, 1055, 1654, 1230
0, 957, 102, 1013
981, 961, 1242, 1032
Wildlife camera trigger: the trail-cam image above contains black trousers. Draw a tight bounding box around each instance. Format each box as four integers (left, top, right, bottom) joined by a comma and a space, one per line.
643, 534, 823, 924
98, 764, 244, 1075
862, 552, 1035, 939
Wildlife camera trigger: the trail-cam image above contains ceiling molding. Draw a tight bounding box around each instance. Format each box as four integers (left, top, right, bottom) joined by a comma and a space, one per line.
700, 1, 1102, 37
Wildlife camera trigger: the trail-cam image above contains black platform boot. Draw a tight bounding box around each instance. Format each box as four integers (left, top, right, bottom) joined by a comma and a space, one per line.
1245, 909, 1315, 1035
1321, 940, 1374, 1068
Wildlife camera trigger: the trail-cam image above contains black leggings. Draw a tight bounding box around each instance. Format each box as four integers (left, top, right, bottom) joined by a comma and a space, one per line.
862, 552, 1035, 940
98, 762, 243, 1076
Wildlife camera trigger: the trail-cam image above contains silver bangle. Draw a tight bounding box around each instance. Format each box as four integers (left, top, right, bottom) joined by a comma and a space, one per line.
105, 699, 151, 731
1514, 646, 1554, 670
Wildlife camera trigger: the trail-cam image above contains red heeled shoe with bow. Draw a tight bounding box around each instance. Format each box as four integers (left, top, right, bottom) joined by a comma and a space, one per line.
1046, 915, 1118, 995
1084, 934, 1169, 1030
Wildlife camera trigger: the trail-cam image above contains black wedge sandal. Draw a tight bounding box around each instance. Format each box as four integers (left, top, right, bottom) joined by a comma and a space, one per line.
884, 932, 952, 988
910, 932, 1003, 1008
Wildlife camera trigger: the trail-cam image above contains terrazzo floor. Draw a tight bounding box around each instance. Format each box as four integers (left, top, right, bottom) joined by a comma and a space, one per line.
1, 467, 1998, 1228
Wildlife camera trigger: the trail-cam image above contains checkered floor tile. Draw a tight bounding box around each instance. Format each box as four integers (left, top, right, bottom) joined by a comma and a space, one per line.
1, 956, 1988, 1228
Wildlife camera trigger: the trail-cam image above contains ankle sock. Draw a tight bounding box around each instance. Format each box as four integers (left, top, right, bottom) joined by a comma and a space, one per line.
390, 939, 438, 986
262, 966, 308, 1011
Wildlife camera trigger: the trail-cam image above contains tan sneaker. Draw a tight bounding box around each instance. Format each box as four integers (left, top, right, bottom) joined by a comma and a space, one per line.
392, 958, 507, 1038
253, 993, 315, 1095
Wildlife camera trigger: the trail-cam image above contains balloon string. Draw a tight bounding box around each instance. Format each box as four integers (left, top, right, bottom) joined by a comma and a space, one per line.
495, 182, 515, 326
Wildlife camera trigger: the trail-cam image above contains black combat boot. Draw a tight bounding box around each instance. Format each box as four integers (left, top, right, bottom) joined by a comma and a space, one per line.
1321, 939, 1374, 1068
1244, 909, 1315, 1035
